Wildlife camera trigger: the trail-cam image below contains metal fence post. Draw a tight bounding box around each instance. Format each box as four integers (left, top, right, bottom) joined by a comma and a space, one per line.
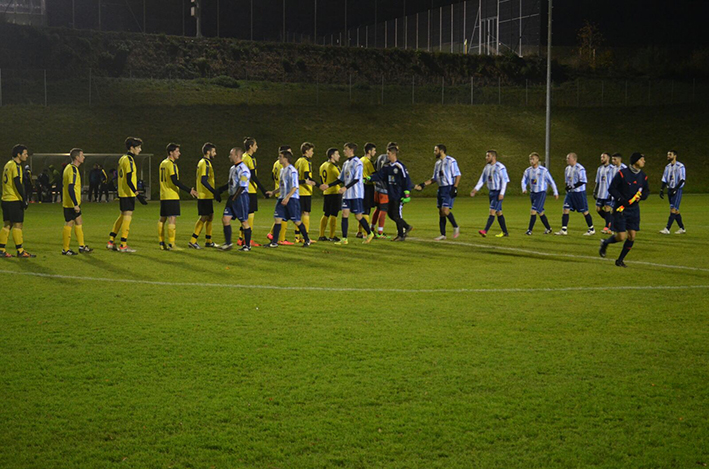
525, 79, 528, 106
412, 75, 415, 105
0, 68, 3, 107
349, 74, 352, 104
498, 77, 501, 105
381, 76, 384, 105
441, 76, 444, 105
44, 69, 47, 107
89, 68, 92, 106
470, 76, 473, 105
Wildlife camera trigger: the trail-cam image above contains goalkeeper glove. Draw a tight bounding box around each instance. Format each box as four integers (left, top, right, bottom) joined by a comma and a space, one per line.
402, 190, 411, 204
659, 190, 664, 199
450, 187, 458, 198
565, 185, 573, 193
136, 193, 148, 205
364, 176, 372, 183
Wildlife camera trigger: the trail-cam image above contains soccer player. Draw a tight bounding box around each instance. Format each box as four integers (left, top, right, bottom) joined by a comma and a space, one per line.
470, 150, 510, 238
61, 148, 93, 255
158, 143, 198, 251
294, 142, 317, 242
356, 142, 377, 239
188, 143, 221, 249
318, 147, 342, 242
593, 152, 615, 234
521, 152, 558, 235
370, 144, 392, 238
555, 152, 595, 236
659, 150, 686, 234
266, 150, 311, 248
240, 137, 270, 246
599, 152, 649, 267
1, 144, 34, 258
108, 137, 144, 253
220, 147, 253, 251
367, 144, 413, 241
319, 143, 374, 245
265, 145, 293, 245
414, 144, 462, 240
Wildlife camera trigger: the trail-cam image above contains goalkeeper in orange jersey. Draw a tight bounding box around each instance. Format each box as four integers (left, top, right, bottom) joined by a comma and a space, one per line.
599, 152, 649, 267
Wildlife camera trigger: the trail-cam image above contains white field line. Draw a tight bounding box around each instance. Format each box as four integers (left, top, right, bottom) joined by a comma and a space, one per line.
0, 269, 707, 294
407, 237, 709, 273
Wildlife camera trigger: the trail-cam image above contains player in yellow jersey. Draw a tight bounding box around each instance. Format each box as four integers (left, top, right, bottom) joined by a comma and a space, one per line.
159, 143, 198, 251
294, 142, 317, 242
317, 147, 342, 241
265, 145, 294, 245
61, 148, 93, 255
357, 142, 377, 238
1, 144, 34, 258
107, 137, 144, 253
189, 143, 221, 249
240, 137, 270, 247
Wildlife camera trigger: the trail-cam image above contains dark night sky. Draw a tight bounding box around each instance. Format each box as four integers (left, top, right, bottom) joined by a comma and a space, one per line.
47, 0, 707, 48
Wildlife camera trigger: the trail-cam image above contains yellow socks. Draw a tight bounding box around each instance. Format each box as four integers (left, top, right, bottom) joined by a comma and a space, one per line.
205, 220, 213, 244
12, 227, 24, 252
191, 219, 205, 243
74, 225, 85, 247
62, 225, 72, 251
329, 216, 337, 238
319, 216, 328, 238
279, 221, 287, 242
302, 213, 310, 237
158, 220, 165, 243
110, 215, 124, 242
0, 226, 10, 251
167, 224, 176, 246
120, 215, 132, 247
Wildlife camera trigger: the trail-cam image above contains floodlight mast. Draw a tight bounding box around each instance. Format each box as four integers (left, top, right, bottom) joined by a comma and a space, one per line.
191, 0, 201, 38
544, 0, 552, 169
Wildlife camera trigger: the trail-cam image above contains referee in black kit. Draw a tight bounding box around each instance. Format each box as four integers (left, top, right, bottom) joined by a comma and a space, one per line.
599, 152, 649, 267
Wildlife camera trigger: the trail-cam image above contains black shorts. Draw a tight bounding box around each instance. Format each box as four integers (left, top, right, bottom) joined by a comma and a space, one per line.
160, 200, 181, 217
119, 197, 135, 212
63, 207, 81, 222
612, 209, 640, 233
300, 195, 312, 213
2, 201, 24, 224
249, 193, 258, 214
363, 184, 375, 214
197, 199, 214, 216
323, 194, 342, 217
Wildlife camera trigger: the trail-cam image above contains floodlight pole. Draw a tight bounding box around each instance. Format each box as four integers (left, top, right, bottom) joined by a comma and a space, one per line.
250, 0, 253, 40
544, 0, 552, 169
283, 0, 286, 42
314, 0, 317, 40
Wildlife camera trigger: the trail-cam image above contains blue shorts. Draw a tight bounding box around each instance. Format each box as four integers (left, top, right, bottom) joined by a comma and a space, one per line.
595, 198, 613, 208
342, 198, 364, 215
669, 188, 683, 210
223, 194, 249, 222
612, 209, 640, 233
530, 192, 547, 213
437, 186, 455, 209
274, 198, 302, 222
488, 190, 503, 212
564, 191, 589, 213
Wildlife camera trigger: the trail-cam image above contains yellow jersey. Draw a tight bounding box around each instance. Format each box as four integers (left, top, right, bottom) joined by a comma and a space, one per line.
319, 161, 341, 195
242, 153, 258, 194
62, 163, 81, 208
159, 157, 181, 200
295, 157, 314, 196
196, 157, 215, 200
2, 160, 23, 202
117, 153, 138, 198
361, 156, 375, 184
271, 160, 283, 190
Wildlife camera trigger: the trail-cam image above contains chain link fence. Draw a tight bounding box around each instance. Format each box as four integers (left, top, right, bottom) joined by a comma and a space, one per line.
0, 68, 706, 108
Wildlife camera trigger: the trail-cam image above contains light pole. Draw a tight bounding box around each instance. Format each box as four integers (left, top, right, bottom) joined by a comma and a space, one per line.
544, 0, 552, 169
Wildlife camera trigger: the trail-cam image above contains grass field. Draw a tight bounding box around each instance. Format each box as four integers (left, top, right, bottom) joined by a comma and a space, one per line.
1, 195, 708, 468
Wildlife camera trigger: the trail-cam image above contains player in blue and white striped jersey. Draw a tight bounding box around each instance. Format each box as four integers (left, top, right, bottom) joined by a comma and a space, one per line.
219, 147, 252, 251
470, 150, 510, 238
414, 144, 462, 240
319, 143, 374, 245
555, 152, 595, 236
266, 150, 311, 248
521, 152, 558, 235
659, 150, 686, 234
593, 152, 615, 234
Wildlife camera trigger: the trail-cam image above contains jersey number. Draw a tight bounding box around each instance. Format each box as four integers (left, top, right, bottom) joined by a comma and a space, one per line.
160, 167, 166, 183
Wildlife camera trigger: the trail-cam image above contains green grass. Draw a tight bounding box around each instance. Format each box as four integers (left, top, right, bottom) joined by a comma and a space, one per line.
1, 195, 708, 468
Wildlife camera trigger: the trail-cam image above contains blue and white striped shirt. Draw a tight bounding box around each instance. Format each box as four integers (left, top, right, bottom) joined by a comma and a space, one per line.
278, 164, 300, 200
521, 165, 558, 195
564, 163, 587, 193
432, 155, 461, 187
594, 164, 614, 199
661, 162, 686, 189
474, 162, 509, 194
341, 157, 364, 199
228, 162, 251, 196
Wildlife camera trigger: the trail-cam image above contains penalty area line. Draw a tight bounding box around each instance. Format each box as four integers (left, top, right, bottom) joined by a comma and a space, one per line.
0, 269, 708, 294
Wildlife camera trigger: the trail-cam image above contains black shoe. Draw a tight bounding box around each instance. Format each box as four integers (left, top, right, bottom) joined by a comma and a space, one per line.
615, 259, 627, 268
392, 236, 406, 242
302, 240, 311, 247
79, 245, 94, 253
204, 242, 216, 248
317, 236, 329, 242
62, 249, 78, 256
405, 225, 414, 234
267, 242, 279, 248
599, 240, 607, 258
329, 236, 340, 242
239, 245, 251, 252
355, 232, 364, 239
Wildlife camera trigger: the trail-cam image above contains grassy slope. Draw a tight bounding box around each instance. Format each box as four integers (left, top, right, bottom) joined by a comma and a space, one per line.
0, 197, 708, 468
1, 103, 708, 195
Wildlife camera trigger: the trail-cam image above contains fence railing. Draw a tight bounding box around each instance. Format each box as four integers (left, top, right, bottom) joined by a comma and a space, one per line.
0, 68, 705, 108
